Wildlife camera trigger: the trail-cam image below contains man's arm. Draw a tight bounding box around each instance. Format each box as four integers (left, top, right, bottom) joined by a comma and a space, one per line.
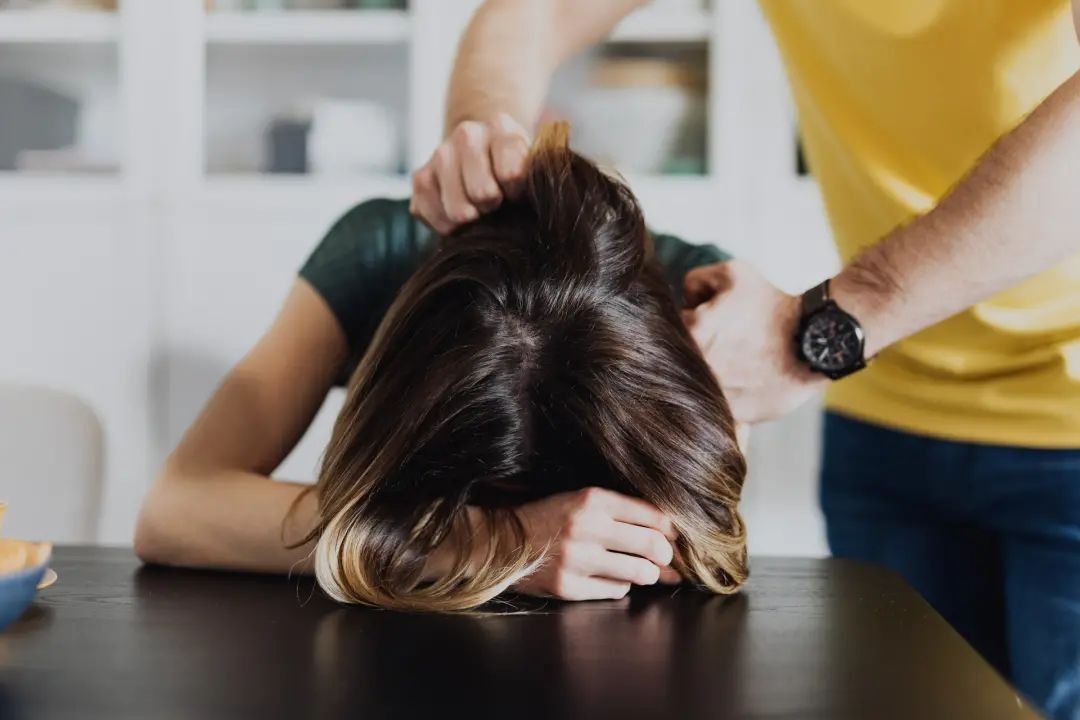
444, 0, 647, 132
411, 0, 647, 234
836, 67, 1080, 358
686, 66, 1080, 423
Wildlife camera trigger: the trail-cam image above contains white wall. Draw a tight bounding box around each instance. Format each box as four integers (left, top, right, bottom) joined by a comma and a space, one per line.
1, 0, 836, 557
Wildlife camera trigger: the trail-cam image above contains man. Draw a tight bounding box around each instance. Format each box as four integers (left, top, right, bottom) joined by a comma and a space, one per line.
409, 1, 1080, 717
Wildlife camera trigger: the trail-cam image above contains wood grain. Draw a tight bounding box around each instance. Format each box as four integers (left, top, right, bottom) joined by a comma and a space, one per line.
0, 547, 1039, 720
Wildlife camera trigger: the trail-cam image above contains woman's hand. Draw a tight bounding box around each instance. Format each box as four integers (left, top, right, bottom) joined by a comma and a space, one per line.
510, 487, 683, 601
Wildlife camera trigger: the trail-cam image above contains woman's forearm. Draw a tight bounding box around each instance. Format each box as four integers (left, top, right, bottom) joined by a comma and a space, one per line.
135, 465, 318, 575
444, 0, 647, 132
137, 465, 495, 584
832, 69, 1080, 355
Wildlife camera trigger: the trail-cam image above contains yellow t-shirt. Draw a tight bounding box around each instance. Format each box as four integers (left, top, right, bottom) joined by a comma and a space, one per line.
759, 0, 1080, 448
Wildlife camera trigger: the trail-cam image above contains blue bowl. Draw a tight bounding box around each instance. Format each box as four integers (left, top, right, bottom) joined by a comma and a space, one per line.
0, 555, 49, 632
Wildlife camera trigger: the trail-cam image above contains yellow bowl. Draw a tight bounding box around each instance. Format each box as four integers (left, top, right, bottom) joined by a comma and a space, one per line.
0, 539, 52, 631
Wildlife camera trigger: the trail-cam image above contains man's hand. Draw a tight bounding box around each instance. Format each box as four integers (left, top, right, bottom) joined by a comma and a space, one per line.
511, 487, 683, 601
410, 113, 531, 235
682, 260, 826, 424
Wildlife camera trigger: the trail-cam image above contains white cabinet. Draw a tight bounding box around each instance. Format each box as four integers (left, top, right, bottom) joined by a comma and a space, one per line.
0, 0, 832, 555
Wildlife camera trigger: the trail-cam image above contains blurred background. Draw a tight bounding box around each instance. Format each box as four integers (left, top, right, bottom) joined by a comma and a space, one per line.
0, 0, 838, 553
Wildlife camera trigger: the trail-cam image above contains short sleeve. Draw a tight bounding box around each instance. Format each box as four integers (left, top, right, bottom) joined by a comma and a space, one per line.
300, 197, 435, 382
650, 232, 732, 306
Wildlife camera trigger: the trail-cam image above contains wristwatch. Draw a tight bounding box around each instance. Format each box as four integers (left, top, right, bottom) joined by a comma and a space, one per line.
795, 280, 866, 380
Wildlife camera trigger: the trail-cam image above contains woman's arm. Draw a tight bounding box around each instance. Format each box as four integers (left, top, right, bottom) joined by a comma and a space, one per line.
136, 274, 680, 596
134, 279, 347, 574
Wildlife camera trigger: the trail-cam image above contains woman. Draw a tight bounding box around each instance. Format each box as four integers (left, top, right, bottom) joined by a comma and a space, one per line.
136, 124, 747, 611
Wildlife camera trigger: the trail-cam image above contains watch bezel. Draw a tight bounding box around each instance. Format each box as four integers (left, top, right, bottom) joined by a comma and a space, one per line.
795, 301, 866, 380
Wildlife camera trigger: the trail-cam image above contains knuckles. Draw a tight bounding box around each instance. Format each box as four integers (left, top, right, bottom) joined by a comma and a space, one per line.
452, 121, 488, 152
472, 183, 502, 203
446, 207, 477, 224
562, 513, 589, 540
556, 541, 584, 568
638, 563, 661, 586
652, 537, 674, 566
411, 166, 434, 193
550, 570, 577, 600
576, 486, 604, 508
432, 143, 454, 167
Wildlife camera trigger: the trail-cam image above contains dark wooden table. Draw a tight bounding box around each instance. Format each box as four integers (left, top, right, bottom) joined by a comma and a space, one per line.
0, 547, 1037, 720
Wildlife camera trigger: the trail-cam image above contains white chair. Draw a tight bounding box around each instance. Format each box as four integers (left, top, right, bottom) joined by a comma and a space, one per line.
0, 384, 104, 543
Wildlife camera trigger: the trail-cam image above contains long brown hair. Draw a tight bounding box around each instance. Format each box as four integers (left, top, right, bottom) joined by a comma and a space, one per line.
303, 123, 747, 611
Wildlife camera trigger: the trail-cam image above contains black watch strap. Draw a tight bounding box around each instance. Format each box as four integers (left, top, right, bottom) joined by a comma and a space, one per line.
802, 279, 831, 316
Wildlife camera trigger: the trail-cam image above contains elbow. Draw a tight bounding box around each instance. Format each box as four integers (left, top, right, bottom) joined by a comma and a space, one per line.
133, 465, 182, 566
133, 487, 167, 565
132, 522, 163, 566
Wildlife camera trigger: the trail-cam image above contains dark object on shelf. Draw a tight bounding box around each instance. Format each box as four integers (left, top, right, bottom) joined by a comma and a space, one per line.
345, 0, 407, 7
796, 131, 811, 177
0, 79, 78, 171
266, 118, 311, 174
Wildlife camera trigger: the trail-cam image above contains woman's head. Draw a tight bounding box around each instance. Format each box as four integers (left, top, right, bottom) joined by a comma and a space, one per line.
308, 123, 747, 611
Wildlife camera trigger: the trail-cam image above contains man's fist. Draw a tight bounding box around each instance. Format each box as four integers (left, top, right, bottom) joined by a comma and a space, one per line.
410, 113, 531, 235
682, 260, 826, 424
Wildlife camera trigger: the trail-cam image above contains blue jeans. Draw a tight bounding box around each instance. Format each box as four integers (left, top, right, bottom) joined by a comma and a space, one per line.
821, 412, 1080, 720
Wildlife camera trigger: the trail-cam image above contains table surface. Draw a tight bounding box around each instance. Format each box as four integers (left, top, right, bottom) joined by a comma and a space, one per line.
0, 547, 1037, 720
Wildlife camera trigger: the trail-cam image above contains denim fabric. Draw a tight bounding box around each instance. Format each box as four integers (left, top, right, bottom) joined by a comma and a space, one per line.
821, 412, 1080, 720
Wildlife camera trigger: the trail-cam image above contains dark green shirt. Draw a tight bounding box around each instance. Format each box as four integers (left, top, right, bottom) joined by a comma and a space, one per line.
300, 198, 729, 383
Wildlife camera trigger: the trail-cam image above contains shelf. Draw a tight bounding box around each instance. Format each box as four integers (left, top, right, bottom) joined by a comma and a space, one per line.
610, 7, 710, 43
0, 10, 119, 44
0, 174, 125, 217
200, 173, 412, 215
204, 10, 410, 45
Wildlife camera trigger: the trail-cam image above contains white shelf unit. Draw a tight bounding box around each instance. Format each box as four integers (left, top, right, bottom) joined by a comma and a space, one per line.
204, 9, 410, 45
611, 6, 710, 43
0, 0, 835, 554
0, 10, 119, 43
195, 2, 721, 201
0, 173, 124, 214
0, 0, 830, 255
199, 172, 412, 214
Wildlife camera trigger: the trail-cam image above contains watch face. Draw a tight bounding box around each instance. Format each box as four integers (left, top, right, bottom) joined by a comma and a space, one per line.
801, 309, 864, 373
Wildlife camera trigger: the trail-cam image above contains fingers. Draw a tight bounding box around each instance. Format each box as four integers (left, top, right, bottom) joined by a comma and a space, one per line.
490, 113, 530, 198
410, 165, 454, 235
553, 575, 632, 602
584, 488, 677, 540
456, 125, 504, 213
564, 542, 660, 586
682, 260, 736, 308
433, 144, 478, 226
410, 114, 532, 234
600, 521, 674, 567
684, 307, 713, 350
595, 551, 662, 586
683, 269, 713, 309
